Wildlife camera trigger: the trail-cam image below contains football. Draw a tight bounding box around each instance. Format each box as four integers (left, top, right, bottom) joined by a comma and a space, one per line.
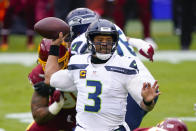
34, 17, 70, 39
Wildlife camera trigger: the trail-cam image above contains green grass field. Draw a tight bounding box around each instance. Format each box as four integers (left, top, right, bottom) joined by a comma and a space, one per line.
0, 21, 196, 130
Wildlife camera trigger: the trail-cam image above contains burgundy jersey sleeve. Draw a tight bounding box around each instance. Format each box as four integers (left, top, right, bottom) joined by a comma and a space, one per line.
28, 64, 45, 85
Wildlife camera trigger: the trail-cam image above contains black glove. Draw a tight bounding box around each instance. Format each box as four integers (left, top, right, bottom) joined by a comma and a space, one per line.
34, 81, 55, 97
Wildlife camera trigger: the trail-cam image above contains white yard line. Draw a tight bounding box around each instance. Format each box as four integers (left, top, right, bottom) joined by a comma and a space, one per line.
5, 112, 33, 124
0, 53, 37, 66
177, 117, 196, 122
0, 51, 196, 66
5, 112, 196, 124
150, 50, 196, 64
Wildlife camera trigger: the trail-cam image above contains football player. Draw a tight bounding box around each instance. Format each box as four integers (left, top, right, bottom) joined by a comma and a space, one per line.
1, 0, 36, 51
26, 39, 76, 131
48, 19, 160, 131
66, 8, 157, 130
66, 8, 154, 62
134, 118, 188, 131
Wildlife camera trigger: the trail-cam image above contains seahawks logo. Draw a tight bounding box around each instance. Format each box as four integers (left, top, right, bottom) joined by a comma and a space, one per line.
68, 17, 82, 26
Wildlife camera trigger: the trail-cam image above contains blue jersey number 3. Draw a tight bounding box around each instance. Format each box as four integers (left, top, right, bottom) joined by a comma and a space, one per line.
85, 80, 102, 112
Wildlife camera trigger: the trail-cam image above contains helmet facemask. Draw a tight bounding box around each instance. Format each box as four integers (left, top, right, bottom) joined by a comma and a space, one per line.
88, 34, 118, 60
86, 20, 119, 60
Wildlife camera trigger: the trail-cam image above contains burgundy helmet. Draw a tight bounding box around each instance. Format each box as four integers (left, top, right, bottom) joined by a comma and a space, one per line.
38, 38, 70, 70
157, 118, 188, 131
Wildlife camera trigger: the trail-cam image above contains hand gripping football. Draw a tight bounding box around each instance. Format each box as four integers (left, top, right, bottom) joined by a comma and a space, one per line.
34, 17, 70, 39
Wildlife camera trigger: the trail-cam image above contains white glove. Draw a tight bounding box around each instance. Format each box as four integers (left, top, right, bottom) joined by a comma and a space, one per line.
48, 90, 64, 115
128, 38, 154, 62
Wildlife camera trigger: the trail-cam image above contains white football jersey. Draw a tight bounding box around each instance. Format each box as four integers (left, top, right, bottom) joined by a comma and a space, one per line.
70, 24, 155, 85
51, 54, 145, 131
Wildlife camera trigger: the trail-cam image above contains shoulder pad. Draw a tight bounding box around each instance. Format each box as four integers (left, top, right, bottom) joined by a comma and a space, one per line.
68, 54, 90, 70
114, 55, 139, 71
70, 33, 88, 55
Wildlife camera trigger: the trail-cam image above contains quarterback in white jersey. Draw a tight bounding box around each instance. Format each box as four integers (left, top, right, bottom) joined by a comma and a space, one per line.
50, 19, 160, 131
69, 15, 157, 129
51, 53, 146, 131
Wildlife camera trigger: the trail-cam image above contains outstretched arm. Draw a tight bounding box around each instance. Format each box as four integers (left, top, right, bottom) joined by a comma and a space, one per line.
44, 32, 67, 84
127, 37, 154, 62
126, 75, 160, 112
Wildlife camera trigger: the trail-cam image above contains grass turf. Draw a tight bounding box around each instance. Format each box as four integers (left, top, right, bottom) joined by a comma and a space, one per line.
0, 62, 196, 130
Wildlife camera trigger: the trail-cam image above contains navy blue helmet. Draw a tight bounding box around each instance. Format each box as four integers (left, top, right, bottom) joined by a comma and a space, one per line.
86, 19, 119, 60
66, 8, 99, 41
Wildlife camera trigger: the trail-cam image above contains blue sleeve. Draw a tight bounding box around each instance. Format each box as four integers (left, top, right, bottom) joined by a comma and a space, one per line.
125, 94, 159, 130
116, 30, 137, 57
70, 41, 88, 55
125, 94, 147, 130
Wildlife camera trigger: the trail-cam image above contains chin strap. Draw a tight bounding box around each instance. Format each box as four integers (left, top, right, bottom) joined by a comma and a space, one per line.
96, 52, 111, 60
91, 55, 110, 64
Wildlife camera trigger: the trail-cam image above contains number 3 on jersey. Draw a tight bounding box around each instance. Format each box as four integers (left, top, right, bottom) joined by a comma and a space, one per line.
85, 80, 102, 112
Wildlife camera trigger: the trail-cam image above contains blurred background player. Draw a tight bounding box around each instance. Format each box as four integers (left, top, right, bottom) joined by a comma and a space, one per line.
86, 0, 158, 50
54, 0, 85, 20
0, 0, 9, 45
1, 0, 35, 51
135, 0, 157, 49
120, 0, 158, 49
26, 38, 76, 131
0, 0, 54, 51
179, 0, 196, 50
0, 0, 9, 30
134, 118, 188, 131
172, 0, 182, 35
35, 0, 54, 22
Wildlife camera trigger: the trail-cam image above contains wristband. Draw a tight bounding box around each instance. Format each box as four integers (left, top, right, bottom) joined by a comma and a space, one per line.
49, 45, 59, 56
48, 95, 64, 115
143, 99, 153, 106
